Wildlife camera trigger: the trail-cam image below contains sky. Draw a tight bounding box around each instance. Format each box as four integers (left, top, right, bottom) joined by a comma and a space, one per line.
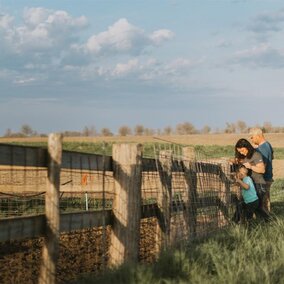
1, 0, 284, 135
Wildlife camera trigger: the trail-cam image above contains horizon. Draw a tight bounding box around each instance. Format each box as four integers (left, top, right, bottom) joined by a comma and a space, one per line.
2, 120, 283, 137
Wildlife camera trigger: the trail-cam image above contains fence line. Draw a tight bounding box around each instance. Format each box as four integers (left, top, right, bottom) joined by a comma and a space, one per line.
0, 135, 239, 284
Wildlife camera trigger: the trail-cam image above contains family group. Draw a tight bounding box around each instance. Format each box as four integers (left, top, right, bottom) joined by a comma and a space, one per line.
232, 127, 273, 225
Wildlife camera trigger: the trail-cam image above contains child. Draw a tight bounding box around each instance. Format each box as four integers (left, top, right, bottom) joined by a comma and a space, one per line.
235, 165, 259, 223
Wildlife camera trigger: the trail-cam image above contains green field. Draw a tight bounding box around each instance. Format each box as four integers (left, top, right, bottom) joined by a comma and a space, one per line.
5, 141, 284, 159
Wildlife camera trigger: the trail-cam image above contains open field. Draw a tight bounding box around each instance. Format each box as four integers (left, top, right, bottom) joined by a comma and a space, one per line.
1, 133, 284, 147
1, 133, 283, 178
62, 133, 284, 147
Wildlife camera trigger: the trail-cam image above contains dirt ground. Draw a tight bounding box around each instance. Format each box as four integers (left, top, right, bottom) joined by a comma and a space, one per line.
0, 215, 227, 284
0, 220, 157, 284
0, 228, 110, 284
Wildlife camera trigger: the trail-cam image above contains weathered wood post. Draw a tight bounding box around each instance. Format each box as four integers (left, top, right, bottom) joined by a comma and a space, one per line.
182, 146, 198, 240
109, 143, 143, 266
39, 133, 62, 284
218, 157, 232, 227
156, 150, 172, 251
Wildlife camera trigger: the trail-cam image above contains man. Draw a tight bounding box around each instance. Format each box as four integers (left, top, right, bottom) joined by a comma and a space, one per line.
249, 127, 274, 212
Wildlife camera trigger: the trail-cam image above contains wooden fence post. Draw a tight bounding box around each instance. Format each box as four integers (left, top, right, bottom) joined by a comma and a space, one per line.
218, 157, 232, 227
39, 133, 62, 284
182, 146, 197, 240
155, 150, 172, 251
109, 143, 143, 266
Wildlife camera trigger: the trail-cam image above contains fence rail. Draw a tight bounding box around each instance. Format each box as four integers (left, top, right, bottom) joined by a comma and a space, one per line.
0, 210, 113, 242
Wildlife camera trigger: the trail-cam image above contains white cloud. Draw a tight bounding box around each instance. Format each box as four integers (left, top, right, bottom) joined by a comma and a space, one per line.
0, 11, 174, 82
0, 8, 88, 54
13, 77, 36, 85
232, 44, 284, 68
65, 55, 200, 88
92, 57, 201, 83
23, 7, 51, 27
0, 14, 13, 29
84, 18, 174, 55
235, 43, 269, 57
0, 8, 180, 95
248, 8, 284, 34
112, 59, 139, 76
45, 10, 88, 29
150, 29, 174, 45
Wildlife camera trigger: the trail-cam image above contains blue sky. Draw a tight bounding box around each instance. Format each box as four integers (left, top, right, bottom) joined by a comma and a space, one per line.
1, 0, 284, 135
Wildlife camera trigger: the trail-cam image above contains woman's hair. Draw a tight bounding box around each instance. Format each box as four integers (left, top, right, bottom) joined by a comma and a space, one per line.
235, 138, 255, 159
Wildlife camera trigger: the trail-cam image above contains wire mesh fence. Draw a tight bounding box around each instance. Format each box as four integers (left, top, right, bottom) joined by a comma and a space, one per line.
0, 143, 114, 284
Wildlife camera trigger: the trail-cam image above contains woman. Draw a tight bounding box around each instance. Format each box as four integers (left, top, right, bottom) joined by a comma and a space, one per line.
234, 138, 268, 213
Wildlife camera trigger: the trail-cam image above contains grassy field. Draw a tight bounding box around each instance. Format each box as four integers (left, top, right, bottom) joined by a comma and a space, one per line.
74, 180, 284, 284
2, 134, 284, 178
77, 222, 284, 284
2, 136, 284, 158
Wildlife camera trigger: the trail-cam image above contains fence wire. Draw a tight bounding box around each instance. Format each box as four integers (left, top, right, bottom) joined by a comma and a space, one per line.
139, 143, 242, 263
0, 144, 113, 284
0, 170, 114, 217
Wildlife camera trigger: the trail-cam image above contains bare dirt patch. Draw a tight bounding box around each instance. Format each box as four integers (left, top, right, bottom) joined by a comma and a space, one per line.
273, 160, 284, 179
0, 228, 111, 284
0, 220, 157, 284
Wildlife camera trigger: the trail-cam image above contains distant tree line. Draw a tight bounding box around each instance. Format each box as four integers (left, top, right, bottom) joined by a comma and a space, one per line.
3, 121, 284, 138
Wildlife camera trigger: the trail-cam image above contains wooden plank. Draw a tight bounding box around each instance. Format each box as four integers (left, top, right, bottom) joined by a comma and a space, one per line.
60, 210, 112, 232
0, 210, 113, 242
0, 144, 47, 167
0, 144, 113, 171
61, 151, 113, 171
0, 214, 45, 242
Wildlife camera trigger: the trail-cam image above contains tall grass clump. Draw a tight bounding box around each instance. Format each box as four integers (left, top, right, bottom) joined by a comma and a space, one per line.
185, 220, 284, 284
75, 219, 284, 284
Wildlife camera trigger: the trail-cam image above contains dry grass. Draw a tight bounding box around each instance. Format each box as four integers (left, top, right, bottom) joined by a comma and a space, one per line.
1, 133, 284, 147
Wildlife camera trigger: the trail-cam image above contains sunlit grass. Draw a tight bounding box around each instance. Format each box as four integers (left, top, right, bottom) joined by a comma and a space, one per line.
76, 218, 284, 284
75, 180, 284, 284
